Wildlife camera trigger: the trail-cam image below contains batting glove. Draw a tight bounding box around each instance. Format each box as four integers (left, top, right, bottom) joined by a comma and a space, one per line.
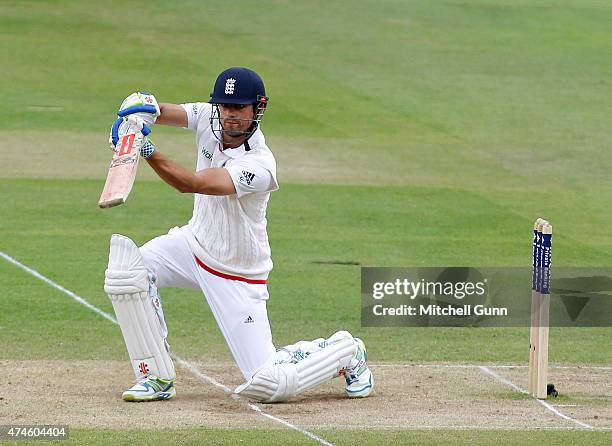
118, 92, 160, 122
125, 115, 156, 159
110, 92, 160, 147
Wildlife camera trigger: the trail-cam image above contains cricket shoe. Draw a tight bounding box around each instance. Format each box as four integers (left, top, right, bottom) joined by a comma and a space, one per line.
122, 375, 175, 402
342, 338, 374, 398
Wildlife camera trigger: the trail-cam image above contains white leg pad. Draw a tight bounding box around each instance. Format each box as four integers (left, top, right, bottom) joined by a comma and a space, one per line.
234, 362, 299, 403
235, 335, 357, 402
105, 234, 175, 380
295, 335, 356, 393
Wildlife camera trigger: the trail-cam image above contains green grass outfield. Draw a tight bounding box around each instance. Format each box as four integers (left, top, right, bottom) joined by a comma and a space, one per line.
1, 0, 611, 444
1, 179, 610, 365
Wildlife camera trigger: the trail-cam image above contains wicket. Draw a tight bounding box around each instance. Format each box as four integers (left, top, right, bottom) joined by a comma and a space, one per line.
528, 218, 553, 399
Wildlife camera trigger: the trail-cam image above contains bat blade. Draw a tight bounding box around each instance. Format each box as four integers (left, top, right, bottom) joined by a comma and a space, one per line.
98, 132, 143, 208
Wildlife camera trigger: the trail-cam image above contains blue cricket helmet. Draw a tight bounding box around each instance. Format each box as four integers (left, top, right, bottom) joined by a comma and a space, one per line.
210, 67, 267, 105
209, 67, 269, 142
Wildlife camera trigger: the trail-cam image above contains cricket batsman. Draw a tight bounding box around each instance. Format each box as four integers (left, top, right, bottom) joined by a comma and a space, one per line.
104, 67, 374, 402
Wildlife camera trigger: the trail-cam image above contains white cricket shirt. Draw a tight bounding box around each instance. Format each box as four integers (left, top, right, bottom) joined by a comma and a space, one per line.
179, 102, 278, 280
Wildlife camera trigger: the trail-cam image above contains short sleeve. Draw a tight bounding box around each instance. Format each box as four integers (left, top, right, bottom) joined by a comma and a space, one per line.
181, 102, 212, 131
225, 159, 278, 198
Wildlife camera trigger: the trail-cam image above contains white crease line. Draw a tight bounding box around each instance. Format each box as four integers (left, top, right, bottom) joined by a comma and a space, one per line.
373, 364, 481, 369
372, 363, 612, 370
248, 403, 335, 445
478, 366, 593, 430
478, 365, 527, 394
174, 357, 334, 446
0, 251, 117, 324
172, 356, 234, 393
1, 251, 334, 446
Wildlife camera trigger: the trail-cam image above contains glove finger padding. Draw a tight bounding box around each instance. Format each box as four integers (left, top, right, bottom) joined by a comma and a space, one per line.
109, 92, 158, 148
118, 92, 160, 124
110, 116, 152, 149
125, 115, 151, 134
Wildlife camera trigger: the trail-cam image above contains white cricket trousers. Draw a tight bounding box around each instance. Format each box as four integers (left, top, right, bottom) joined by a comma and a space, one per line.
139, 228, 276, 380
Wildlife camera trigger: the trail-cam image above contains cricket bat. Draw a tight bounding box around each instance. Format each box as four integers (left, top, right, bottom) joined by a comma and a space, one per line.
98, 130, 144, 208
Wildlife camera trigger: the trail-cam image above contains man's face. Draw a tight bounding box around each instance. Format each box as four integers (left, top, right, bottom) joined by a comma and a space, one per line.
219, 103, 255, 138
